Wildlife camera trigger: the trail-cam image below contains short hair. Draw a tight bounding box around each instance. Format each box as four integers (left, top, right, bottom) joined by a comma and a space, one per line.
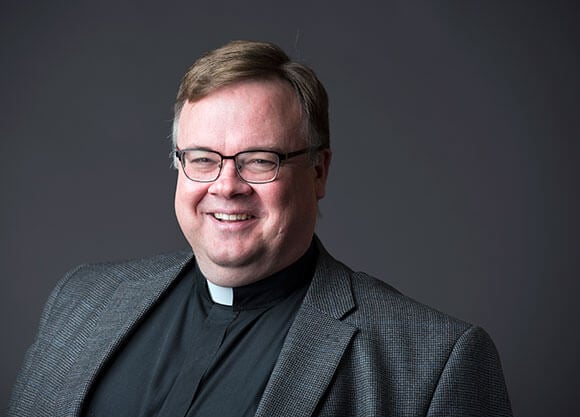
172, 40, 329, 156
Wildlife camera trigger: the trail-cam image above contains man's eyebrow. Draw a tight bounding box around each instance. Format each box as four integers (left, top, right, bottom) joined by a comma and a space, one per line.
242, 146, 283, 153
182, 145, 286, 154
178, 145, 216, 152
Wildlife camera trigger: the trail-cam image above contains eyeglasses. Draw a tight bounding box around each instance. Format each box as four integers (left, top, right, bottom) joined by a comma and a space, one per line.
174, 147, 317, 184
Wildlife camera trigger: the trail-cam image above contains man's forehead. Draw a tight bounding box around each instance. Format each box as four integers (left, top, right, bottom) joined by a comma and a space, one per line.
177, 79, 305, 149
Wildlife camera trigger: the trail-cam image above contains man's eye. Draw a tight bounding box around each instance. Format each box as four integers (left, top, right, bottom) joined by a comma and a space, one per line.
247, 158, 277, 170
190, 157, 217, 165
251, 159, 276, 165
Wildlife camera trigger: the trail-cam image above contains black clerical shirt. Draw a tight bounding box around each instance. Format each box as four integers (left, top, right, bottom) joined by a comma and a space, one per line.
83, 244, 317, 417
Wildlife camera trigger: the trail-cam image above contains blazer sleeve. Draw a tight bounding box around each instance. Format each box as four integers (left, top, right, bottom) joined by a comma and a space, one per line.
426, 325, 513, 417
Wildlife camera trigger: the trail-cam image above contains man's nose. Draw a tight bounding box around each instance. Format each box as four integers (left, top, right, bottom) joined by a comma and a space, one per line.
207, 159, 253, 198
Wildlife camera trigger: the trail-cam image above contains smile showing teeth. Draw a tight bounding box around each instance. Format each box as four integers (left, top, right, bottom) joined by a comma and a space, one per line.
213, 213, 253, 221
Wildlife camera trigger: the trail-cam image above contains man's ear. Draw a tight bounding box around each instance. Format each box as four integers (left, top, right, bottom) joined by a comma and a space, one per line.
314, 148, 332, 200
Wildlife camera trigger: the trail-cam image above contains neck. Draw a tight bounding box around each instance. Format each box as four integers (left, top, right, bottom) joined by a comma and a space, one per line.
197, 241, 318, 311
197, 249, 310, 288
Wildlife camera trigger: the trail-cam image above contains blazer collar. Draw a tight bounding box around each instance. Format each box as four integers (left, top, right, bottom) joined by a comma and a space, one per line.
254, 240, 358, 417
57, 251, 194, 416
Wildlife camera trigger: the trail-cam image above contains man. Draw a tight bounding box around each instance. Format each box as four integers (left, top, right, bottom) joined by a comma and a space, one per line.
8, 40, 512, 416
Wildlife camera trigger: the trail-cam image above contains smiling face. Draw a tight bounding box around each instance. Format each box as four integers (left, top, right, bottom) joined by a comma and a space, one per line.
174, 79, 331, 286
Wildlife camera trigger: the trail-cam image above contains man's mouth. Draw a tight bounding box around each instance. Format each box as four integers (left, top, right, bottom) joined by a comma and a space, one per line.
212, 213, 255, 222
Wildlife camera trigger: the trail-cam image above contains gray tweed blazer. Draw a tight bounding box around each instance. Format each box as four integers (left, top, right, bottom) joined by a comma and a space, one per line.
7, 241, 512, 416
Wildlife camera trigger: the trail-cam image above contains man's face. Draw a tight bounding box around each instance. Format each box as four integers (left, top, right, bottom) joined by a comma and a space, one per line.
174, 79, 330, 286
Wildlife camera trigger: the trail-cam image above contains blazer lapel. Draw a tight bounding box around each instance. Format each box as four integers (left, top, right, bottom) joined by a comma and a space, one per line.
255, 248, 358, 417
56, 255, 192, 416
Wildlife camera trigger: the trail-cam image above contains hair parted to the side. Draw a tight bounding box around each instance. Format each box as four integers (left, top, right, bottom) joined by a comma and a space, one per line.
172, 40, 329, 167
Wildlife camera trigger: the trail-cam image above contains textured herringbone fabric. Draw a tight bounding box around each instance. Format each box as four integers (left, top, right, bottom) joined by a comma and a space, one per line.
7, 240, 512, 416
7, 251, 192, 417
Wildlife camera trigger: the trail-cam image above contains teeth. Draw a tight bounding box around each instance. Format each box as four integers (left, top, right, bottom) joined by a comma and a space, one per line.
213, 213, 253, 221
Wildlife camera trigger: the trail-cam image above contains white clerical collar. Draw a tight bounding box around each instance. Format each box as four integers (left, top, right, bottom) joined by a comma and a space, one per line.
206, 279, 234, 306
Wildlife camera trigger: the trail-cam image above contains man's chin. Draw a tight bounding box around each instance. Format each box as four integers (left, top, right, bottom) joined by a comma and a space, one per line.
200, 248, 273, 281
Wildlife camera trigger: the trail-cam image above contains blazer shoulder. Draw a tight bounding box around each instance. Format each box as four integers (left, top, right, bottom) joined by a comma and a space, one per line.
311, 243, 471, 335
57, 250, 193, 290
38, 250, 193, 331
81, 249, 193, 277
348, 271, 472, 338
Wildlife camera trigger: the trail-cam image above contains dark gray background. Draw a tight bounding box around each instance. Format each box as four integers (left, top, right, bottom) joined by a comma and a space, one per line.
1, 1, 578, 415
